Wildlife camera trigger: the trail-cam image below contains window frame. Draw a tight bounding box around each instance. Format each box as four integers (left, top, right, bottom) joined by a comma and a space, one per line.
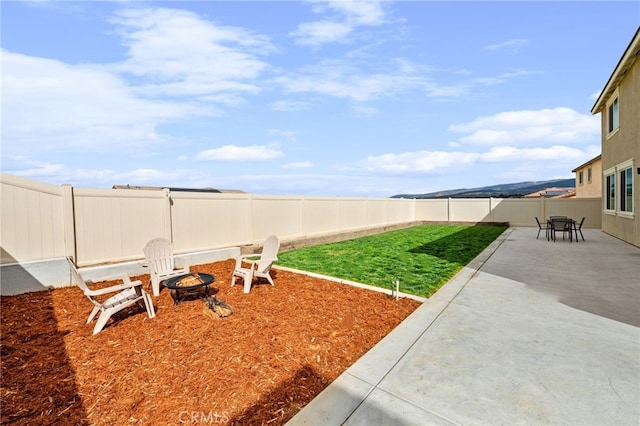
604, 160, 635, 218
618, 159, 634, 218
606, 90, 620, 138
604, 167, 616, 214
578, 171, 584, 185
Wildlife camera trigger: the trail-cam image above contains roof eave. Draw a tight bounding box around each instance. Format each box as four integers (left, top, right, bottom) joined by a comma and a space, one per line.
571, 154, 602, 173
591, 27, 640, 115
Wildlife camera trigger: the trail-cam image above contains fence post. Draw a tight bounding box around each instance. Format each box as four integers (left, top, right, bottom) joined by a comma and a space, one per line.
163, 188, 173, 241
299, 195, 305, 237
61, 184, 77, 262
336, 196, 341, 233
447, 197, 452, 223
489, 197, 494, 223
247, 193, 254, 244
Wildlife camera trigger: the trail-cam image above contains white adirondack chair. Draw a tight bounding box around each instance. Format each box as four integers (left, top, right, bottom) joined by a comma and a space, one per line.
68, 258, 155, 335
231, 235, 280, 294
143, 238, 189, 297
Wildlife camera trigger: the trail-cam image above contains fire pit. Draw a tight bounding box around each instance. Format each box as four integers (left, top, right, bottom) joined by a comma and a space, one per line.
164, 273, 215, 306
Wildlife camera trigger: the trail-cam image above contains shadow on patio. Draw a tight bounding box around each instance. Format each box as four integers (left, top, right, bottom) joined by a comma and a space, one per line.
1, 285, 88, 424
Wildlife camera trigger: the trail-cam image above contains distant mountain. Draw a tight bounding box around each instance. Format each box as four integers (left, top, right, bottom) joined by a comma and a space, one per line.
391, 178, 575, 199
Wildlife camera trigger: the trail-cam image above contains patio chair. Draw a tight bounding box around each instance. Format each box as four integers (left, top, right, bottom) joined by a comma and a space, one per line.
535, 217, 550, 240
231, 235, 280, 294
143, 238, 189, 296
550, 217, 573, 242
575, 217, 586, 241
68, 258, 155, 335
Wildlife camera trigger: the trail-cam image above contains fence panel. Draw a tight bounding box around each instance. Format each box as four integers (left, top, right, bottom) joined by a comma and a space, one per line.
386, 198, 415, 224
338, 198, 369, 230
0, 174, 66, 263
449, 199, 491, 222
301, 197, 340, 237
365, 198, 393, 227
0, 173, 605, 268
251, 195, 303, 242
415, 199, 449, 221
171, 192, 252, 252
73, 188, 169, 266
491, 198, 543, 226
544, 197, 602, 228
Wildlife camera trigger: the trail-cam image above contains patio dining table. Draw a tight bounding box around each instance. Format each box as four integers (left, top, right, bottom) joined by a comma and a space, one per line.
547, 217, 578, 242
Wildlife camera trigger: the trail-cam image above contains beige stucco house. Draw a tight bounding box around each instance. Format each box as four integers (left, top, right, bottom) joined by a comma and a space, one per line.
572, 155, 602, 198
591, 27, 639, 247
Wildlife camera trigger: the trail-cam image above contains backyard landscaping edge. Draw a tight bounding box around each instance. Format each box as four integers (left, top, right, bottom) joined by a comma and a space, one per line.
273, 265, 428, 303
286, 226, 514, 425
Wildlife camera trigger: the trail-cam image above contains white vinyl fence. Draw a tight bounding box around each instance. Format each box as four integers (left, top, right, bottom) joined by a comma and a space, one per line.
1, 172, 602, 269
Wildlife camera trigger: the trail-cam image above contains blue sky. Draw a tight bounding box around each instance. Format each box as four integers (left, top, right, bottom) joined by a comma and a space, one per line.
2, 1, 639, 197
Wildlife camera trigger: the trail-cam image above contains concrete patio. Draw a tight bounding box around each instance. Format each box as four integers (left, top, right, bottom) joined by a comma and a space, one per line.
288, 226, 640, 425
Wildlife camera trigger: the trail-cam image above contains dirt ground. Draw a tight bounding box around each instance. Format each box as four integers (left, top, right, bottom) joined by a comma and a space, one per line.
1, 259, 421, 425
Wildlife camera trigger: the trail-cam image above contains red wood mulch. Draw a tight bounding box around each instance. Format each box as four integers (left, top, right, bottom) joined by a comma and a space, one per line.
1, 259, 421, 425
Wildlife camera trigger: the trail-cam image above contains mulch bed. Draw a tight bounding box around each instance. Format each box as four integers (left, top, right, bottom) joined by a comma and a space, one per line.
1, 259, 421, 425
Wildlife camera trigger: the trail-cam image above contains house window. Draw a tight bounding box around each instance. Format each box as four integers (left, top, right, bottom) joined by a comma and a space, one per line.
604, 160, 634, 217
619, 165, 633, 214
578, 171, 584, 185
607, 94, 619, 135
587, 167, 592, 183
605, 172, 616, 211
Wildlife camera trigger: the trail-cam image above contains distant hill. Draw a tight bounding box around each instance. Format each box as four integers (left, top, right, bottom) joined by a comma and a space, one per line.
391, 178, 576, 199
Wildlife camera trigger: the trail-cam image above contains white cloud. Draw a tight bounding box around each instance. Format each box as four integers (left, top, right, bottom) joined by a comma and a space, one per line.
351, 104, 378, 116
1, 50, 206, 156
290, 21, 353, 47
485, 39, 528, 53
117, 168, 165, 181
319, 0, 387, 26
425, 84, 469, 98
7, 162, 116, 186
275, 59, 430, 102
268, 129, 297, 142
347, 140, 599, 179
1, 7, 277, 159
291, 0, 389, 47
274, 58, 530, 103
270, 100, 311, 111
282, 161, 313, 170
359, 150, 480, 174
4, 155, 184, 186
211, 171, 393, 197
480, 145, 588, 162
7, 160, 65, 177
110, 7, 273, 98
449, 108, 600, 146
472, 69, 539, 87
196, 145, 284, 161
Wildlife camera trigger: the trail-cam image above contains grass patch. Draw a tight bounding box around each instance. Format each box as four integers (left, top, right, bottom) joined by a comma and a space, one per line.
277, 224, 507, 297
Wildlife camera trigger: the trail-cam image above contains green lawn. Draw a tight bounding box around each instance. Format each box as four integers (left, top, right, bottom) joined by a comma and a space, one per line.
276, 224, 507, 297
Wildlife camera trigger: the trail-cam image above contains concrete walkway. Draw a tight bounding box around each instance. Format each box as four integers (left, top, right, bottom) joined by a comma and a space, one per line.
288, 227, 640, 425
